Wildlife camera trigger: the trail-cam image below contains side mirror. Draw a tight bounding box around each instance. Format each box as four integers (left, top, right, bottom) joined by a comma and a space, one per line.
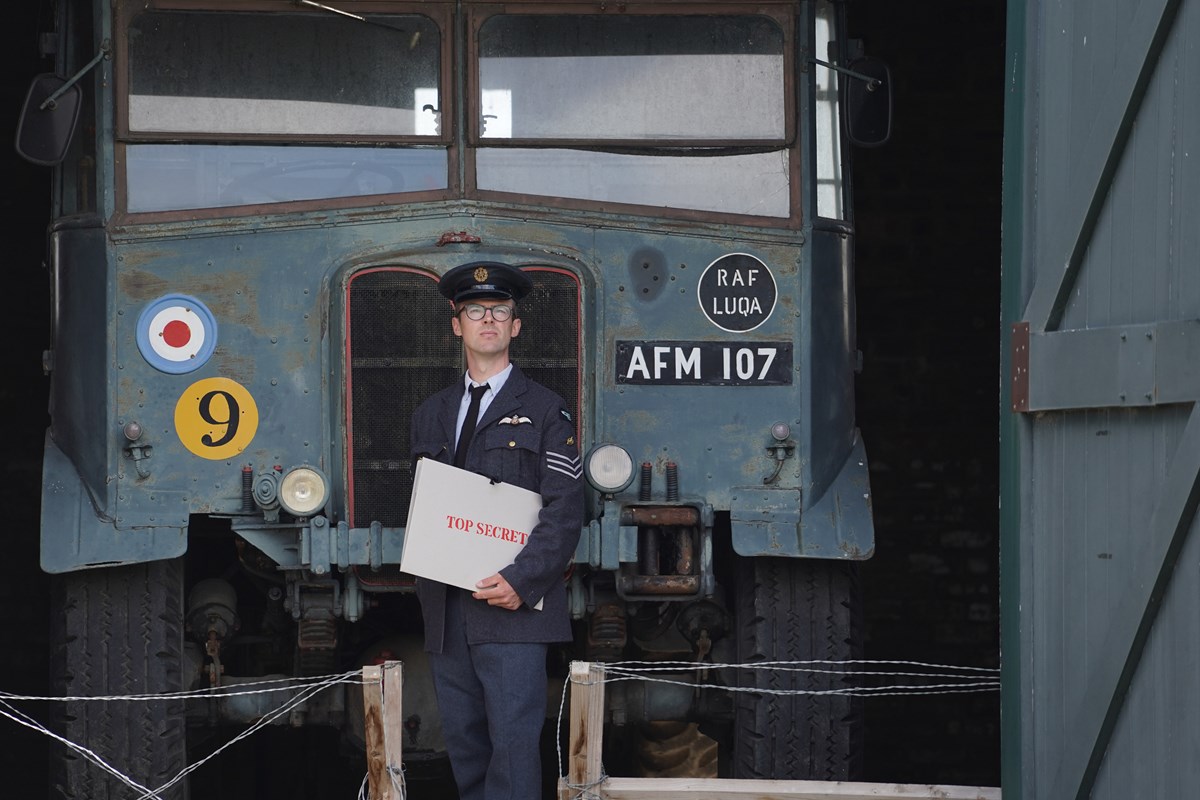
15, 73, 82, 166
844, 57, 892, 148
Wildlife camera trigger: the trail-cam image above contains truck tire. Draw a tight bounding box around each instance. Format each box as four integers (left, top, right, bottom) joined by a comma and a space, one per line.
732, 557, 863, 780
50, 559, 188, 800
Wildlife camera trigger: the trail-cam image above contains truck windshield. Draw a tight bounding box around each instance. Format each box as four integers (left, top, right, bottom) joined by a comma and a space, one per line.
120, 8, 794, 219
477, 15, 784, 141
124, 10, 446, 212
474, 14, 792, 218
128, 12, 440, 136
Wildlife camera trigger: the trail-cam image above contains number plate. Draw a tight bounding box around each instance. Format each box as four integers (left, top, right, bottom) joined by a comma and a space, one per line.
615, 341, 793, 386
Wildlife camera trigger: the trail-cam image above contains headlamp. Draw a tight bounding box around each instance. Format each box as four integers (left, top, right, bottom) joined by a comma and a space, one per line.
584, 444, 635, 494
278, 466, 329, 517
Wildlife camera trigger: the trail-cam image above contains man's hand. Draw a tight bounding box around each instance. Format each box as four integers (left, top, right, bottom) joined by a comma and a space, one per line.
473, 573, 523, 610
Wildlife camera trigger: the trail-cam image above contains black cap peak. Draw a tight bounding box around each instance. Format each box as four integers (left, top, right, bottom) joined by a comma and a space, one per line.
438, 261, 533, 303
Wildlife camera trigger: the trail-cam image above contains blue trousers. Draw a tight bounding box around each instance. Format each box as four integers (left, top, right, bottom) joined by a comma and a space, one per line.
430, 588, 549, 800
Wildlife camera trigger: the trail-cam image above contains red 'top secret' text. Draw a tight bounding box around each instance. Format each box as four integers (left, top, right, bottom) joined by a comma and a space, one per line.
445, 514, 530, 545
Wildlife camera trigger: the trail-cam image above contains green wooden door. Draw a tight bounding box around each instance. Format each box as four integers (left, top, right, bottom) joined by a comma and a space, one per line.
1002, 1, 1200, 797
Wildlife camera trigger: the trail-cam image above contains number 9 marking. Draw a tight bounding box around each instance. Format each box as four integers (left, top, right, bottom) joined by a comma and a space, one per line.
175, 377, 259, 460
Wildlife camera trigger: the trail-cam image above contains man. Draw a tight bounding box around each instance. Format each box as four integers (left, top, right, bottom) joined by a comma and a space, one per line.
409, 260, 583, 800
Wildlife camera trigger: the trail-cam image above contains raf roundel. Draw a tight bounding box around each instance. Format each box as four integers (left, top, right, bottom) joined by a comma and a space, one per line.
136, 294, 219, 374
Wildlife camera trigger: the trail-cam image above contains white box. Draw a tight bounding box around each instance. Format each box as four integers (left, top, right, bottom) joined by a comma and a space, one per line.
400, 458, 545, 609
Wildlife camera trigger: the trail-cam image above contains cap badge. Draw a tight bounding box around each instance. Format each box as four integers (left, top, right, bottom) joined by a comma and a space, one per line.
473, 266, 489, 283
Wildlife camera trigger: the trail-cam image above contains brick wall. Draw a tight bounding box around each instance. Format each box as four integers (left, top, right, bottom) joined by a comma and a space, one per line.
2, 10, 53, 795
849, 0, 1006, 787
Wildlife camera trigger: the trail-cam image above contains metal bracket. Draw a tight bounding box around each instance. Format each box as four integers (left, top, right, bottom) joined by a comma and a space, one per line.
1011, 318, 1200, 412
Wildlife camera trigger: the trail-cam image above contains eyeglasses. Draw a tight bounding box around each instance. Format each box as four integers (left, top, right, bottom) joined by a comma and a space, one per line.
459, 303, 514, 322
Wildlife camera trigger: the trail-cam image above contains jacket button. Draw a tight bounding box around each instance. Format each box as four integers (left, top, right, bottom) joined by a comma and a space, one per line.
508, 440, 516, 447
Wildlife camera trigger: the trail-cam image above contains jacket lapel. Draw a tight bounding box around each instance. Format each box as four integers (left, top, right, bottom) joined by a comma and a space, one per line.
477, 364, 528, 432
437, 382, 466, 455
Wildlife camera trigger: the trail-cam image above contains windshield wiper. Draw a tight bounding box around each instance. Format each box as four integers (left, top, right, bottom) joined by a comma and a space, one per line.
293, 0, 412, 37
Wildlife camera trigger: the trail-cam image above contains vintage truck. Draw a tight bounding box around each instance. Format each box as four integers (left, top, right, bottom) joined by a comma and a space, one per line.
18, 0, 889, 795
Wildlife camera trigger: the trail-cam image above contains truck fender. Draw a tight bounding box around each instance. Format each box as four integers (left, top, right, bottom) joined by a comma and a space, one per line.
40, 431, 186, 573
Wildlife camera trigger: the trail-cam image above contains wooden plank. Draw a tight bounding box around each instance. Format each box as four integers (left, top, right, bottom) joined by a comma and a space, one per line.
1020, 0, 1181, 333
1046, 404, 1200, 799
553, 664, 1001, 800
1017, 320, 1200, 412
362, 664, 387, 800
561, 661, 606, 800
591, 778, 1001, 800
381, 661, 404, 796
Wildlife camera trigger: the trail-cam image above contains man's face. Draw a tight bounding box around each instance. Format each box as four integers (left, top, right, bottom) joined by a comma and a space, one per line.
451, 299, 521, 357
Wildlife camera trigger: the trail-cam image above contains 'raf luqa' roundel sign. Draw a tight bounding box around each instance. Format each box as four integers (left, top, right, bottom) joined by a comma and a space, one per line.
697, 253, 777, 333
136, 294, 218, 374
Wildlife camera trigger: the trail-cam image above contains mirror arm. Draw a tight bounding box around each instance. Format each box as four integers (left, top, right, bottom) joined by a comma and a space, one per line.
809, 57, 883, 90
41, 39, 111, 111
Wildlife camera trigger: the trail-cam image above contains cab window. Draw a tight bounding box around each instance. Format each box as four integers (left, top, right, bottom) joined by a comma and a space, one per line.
473, 13, 795, 219
123, 10, 446, 213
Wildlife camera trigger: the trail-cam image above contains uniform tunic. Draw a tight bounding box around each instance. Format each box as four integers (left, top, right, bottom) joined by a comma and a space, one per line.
409, 363, 583, 651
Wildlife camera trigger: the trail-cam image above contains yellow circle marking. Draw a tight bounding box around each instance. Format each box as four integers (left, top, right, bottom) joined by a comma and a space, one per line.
175, 377, 259, 460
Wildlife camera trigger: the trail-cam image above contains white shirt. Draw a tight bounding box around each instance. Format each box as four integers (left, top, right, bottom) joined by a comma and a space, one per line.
453, 363, 514, 449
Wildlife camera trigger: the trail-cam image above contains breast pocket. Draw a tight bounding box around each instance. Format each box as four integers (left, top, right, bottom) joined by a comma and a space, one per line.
481, 425, 540, 486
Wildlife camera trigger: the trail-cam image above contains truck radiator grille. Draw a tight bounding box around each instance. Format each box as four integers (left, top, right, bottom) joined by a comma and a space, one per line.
346, 266, 580, 528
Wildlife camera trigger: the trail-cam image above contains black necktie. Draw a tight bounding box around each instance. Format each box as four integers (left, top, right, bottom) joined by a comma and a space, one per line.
454, 384, 490, 467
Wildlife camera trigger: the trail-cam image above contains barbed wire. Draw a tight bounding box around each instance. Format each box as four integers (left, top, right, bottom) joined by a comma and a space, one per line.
0, 670, 369, 703
1, 670, 374, 800
555, 657, 999, 799
4, 657, 997, 800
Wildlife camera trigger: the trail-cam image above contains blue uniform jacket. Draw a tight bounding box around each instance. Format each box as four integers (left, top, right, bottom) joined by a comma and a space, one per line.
409, 364, 583, 651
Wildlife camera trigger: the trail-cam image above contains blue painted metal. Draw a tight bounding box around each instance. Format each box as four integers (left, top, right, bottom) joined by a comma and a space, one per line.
41, 1, 873, 594
42, 0, 878, 623
45, 205, 872, 572
40, 433, 186, 573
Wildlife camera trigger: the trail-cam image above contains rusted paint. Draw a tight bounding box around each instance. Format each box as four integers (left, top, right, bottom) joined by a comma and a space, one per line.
674, 527, 694, 574
623, 505, 699, 526
621, 575, 700, 594
838, 540, 872, 559
1011, 321, 1030, 412
435, 231, 481, 245
119, 267, 256, 305
616, 409, 664, 434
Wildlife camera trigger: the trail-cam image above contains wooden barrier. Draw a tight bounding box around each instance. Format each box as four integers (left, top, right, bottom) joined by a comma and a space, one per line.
362, 661, 405, 800
360, 659, 1002, 800
557, 661, 1002, 800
